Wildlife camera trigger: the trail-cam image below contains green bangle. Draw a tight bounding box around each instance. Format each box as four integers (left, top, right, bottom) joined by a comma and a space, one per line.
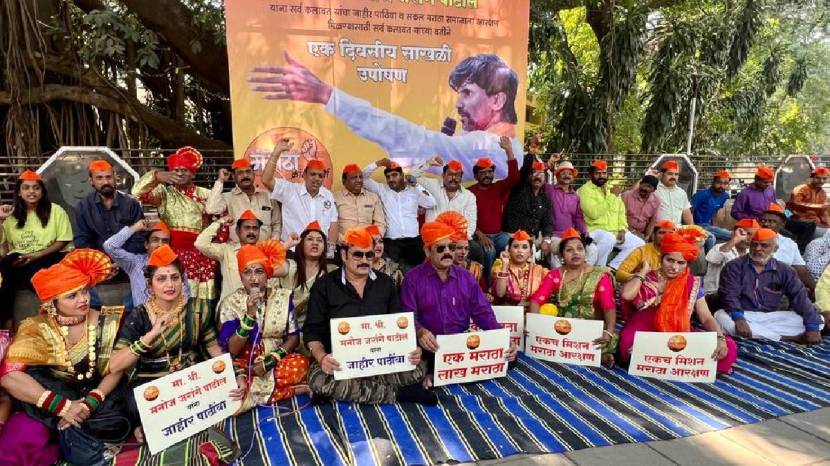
241, 314, 256, 328
275, 347, 288, 360
263, 354, 277, 371
235, 326, 250, 338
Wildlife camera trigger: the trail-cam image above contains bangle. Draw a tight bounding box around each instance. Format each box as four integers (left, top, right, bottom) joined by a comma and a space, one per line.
274, 347, 288, 360
717, 334, 726, 341
89, 389, 106, 402
263, 354, 277, 371
39, 390, 69, 416
239, 314, 256, 331
129, 339, 149, 356
36, 390, 51, 409
235, 326, 251, 339
57, 400, 72, 417
631, 274, 644, 281
603, 330, 615, 339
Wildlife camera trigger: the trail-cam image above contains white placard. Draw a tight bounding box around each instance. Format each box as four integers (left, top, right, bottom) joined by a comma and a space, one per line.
525, 314, 603, 367
330, 312, 417, 380
628, 331, 717, 383
133, 354, 241, 455
470, 306, 525, 351
434, 328, 510, 387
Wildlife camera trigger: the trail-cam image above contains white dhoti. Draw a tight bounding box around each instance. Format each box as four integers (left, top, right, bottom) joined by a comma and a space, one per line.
714, 309, 824, 341
590, 229, 645, 269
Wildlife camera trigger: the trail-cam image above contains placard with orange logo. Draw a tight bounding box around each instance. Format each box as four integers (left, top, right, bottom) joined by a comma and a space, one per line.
224, 0, 531, 188
628, 331, 717, 383
330, 311, 417, 380
525, 314, 603, 367
433, 328, 509, 387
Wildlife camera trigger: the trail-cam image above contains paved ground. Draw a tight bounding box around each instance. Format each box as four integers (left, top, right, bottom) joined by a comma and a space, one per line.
471, 407, 830, 466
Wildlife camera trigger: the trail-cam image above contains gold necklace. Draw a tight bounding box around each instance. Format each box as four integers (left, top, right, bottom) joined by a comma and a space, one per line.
147, 295, 186, 372
557, 265, 587, 307
54, 314, 97, 380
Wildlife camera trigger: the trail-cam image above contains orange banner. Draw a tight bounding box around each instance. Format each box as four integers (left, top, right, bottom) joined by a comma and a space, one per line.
225, 0, 530, 187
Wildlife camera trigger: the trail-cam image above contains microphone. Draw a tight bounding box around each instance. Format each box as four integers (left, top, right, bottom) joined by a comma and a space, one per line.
250, 285, 263, 314
441, 117, 457, 136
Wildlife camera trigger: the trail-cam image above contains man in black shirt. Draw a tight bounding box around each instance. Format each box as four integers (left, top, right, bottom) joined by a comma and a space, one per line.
303, 227, 436, 405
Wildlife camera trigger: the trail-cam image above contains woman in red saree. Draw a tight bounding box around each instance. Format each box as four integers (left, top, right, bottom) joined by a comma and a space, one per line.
618, 231, 737, 374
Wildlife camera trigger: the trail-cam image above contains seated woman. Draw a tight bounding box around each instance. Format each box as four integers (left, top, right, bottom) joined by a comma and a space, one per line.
366, 225, 403, 288
108, 245, 244, 445
218, 241, 309, 412
491, 230, 548, 306
0, 170, 73, 330
0, 249, 130, 465
618, 231, 737, 374
529, 228, 617, 366
289, 221, 336, 329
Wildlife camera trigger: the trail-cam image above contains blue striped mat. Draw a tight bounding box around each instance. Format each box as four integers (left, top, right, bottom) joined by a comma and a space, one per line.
225, 338, 830, 465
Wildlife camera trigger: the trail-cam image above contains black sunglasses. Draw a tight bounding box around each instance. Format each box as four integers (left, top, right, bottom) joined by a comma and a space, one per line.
350, 250, 376, 260
435, 244, 458, 253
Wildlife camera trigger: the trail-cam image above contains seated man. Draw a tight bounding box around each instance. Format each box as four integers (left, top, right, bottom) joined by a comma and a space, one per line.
787, 166, 830, 238
103, 219, 190, 307
731, 166, 776, 221
303, 227, 435, 405
703, 219, 759, 295
715, 228, 823, 343
615, 220, 676, 283
759, 203, 815, 293
436, 211, 486, 290
620, 174, 660, 240
401, 221, 517, 387
691, 170, 733, 246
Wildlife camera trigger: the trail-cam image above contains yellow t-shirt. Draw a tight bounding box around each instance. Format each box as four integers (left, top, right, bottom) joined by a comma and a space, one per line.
2, 204, 73, 254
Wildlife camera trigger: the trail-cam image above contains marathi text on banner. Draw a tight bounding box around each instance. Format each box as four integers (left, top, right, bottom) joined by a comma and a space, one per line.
433, 328, 510, 387
133, 354, 241, 455
330, 312, 417, 380
525, 314, 603, 367
470, 306, 525, 351
628, 331, 717, 383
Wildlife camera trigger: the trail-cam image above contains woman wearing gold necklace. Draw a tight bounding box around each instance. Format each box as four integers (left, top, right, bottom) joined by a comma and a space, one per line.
529, 228, 618, 367
109, 245, 244, 446
491, 230, 548, 307
0, 249, 131, 465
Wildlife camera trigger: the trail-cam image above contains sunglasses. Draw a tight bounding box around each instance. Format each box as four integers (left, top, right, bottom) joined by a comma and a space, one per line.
435, 244, 458, 253
350, 250, 376, 260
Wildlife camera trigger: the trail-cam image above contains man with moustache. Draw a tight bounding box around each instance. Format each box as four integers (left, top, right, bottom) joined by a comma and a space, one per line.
262, 139, 339, 250
732, 165, 777, 221
758, 203, 815, 293
691, 170, 733, 246
206, 158, 282, 242
401, 221, 517, 388
361, 158, 436, 270
334, 164, 385, 236
704, 219, 759, 295
787, 166, 830, 237
75, 159, 145, 253
715, 228, 824, 343
196, 209, 293, 302
577, 160, 645, 269
468, 136, 519, 280
654, 160, 693, 226
620, 175, 661, 240
502, 156, 554, 254
545, 160, 587, 238
304, 227, 435, 405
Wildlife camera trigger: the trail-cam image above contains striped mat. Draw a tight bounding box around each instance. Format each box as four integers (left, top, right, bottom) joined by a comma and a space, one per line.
120, 338, 830, 465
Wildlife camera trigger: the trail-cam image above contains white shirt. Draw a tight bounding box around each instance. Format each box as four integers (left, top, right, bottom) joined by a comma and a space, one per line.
655, 183, 691, 224
325, 88, 524, 181
269, 179, 338, 241
775, 235, 806, 266
411, 162, 477, 239
705, 243, 743, 294
362, 163, 436, 239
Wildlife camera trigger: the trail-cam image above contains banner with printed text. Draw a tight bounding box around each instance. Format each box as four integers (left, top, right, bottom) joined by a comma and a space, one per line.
628, 332, 717, 383
133, 354, 241, 454
330, 311, 417, 380
225, 0, 531, 187
433, 328, 510, 387
525, 314, 603, 367
470, 305, 525, 351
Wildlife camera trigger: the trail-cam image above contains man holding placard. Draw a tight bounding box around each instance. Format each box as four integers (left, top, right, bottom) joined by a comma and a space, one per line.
303, 227, 436, 405
401, 221, 517, 387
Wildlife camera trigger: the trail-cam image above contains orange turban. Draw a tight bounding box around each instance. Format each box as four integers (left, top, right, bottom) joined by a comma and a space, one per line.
150, 220, 171, 235
238, 209, 259, 222
752, 228, 778, 241
714, 169, 732, 181
304, 220, 322, 233
511, 230, 531, 242
306, 159, 325, 171
446, 160, 463, 172
813, 166, 830, 177
532, 161, 546, 172
148, 244, 178, 267
365, 224, 382, 238
421, 221, 455, 247
259, 240, 287, 273
18, 170, 40, 181
88, 160, 112, 172
342, 164, 361, 175
237, 244, 272, 277
560, 227, 581, 241
474, 158, 494, 169
734, 219, 760, 230
343, 227, 373, 250
232, 159, 251, 170
655, 220, 677, 231
756, 165, 774, 181
662, 160, 679, 171
555, 161, 578, 177
679, 225, 708, 243
167, 146, 203, 172
591, 160, 608, 171
31, 249, 113, 302
435, 211, 468, 242
660, 232, 699, 261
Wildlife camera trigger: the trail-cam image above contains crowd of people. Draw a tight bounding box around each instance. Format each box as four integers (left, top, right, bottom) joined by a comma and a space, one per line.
0, 142, 826, 465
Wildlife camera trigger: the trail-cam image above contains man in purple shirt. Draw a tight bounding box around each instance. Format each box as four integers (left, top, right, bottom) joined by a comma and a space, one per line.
545, 161, 587, 236
401, 221, 517, 387
731, 166, 777, 221
714, 228, 823, 343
